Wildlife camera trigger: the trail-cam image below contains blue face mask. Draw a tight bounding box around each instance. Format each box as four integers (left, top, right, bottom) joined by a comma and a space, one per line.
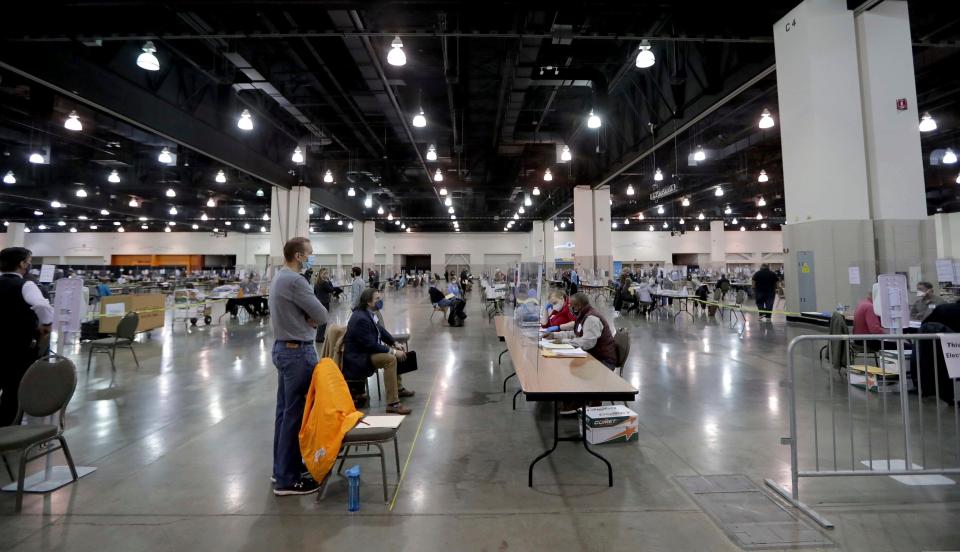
301, 255, 315, 272
374, 299, 384, 311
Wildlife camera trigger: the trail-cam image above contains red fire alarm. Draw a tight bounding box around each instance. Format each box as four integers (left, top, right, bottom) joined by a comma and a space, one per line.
896, 98, 908, 111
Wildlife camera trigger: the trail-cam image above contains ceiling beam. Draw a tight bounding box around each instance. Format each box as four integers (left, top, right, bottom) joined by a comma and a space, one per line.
0, 44, 365, 221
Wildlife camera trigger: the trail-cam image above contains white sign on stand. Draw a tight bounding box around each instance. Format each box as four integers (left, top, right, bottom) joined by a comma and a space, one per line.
877, 273, 909, 330
935, 259, 954, 283
53, 277, 84, 335
39, 264, 56, 283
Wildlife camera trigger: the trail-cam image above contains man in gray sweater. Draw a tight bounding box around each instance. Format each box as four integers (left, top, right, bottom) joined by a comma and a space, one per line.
268, 237, 329, 496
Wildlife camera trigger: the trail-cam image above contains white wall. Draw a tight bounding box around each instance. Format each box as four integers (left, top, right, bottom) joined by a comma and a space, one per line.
22, 229, 783, 270
553, 230, 783, 264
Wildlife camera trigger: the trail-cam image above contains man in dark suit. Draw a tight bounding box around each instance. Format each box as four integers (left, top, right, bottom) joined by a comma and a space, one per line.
342, 288, 414, 414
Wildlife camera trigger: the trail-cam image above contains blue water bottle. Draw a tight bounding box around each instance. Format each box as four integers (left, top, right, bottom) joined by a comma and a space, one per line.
346, 465, 361, 511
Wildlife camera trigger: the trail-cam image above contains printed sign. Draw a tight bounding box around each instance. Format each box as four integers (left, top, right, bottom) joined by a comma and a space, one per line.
935, 259, 954, 282
938, 334, 960, 379
877, 273, 909, 330
39, 264, 56, 283
848, 266, 860, 285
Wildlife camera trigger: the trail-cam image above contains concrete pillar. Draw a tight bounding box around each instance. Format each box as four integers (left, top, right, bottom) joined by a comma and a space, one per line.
709, 220, 726, 269
544, 221, 556, 276
352, 220, 376, 273
269, 186, 311, 265
774, 0, 930, 311
573, 186, 613, 281
528, 221, 545, 264
3, 223, 26, 249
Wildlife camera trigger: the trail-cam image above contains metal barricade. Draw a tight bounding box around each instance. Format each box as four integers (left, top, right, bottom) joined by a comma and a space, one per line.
766, 333, 960, 528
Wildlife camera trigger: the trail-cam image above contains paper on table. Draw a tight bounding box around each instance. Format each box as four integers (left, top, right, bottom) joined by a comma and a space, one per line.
539, 340, 574, 349
358, 415, 405, 429
104, 303, 126, 317
542, 348, 588, 358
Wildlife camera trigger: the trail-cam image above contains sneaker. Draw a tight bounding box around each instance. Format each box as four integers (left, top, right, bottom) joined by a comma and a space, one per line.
270, 475, 276, 483
386, 402, 412, 415
273, 477, 321, 496
399, 388, 416, 398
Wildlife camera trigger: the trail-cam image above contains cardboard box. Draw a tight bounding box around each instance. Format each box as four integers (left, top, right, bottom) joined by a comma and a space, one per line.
99, 294, 166, 333
578, 405, 639, 444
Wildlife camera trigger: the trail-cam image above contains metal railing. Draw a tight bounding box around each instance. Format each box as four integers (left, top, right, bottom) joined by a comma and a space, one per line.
765, 333, 960, 528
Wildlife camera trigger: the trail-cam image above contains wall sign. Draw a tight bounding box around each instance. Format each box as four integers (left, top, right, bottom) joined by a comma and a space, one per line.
896, 98, 908, 111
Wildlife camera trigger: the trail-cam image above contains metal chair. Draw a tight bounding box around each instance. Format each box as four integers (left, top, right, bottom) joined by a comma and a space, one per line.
0, 355, 80, 511
318, 426, 401, 504
430, 304, 448, 322
87, 311, 140, 373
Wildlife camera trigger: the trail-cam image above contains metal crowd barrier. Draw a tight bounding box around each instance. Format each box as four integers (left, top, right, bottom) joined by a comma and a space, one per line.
765, 333, 960, 528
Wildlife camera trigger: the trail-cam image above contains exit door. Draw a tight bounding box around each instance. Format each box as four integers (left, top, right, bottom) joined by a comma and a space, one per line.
797, 251, 816, 310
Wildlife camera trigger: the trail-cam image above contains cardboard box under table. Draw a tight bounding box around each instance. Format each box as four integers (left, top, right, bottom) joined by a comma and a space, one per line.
579, 405, 639, 444
98, 294, 166, 333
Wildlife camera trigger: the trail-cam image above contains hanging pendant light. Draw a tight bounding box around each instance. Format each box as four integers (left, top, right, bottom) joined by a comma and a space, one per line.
656, 205, 664, 214
387, 213, 394, 221
325, 213, 332, 221
387, 36, 406, 66
347, 222, 354, 230
412, 108, 427, 128
681, 197, 690, 207
758, 169, 769, 183
698, 212, 705, 220
714, 186, 724, 197
434, 169, 443, 182
237, 109, 253, 131
532, 186, 541, 196
107, 170, 120, 183
654, 168, 663, 181
944, 148, 958, 164
75, 188, 87, 198
439, 186, 448, 196
695, 225, 700, 232
560, 145, 572, 162
364, 196, 373, 208
612, 221, 618, 229
623, 218, 630, 225
724, 205, 732, 215
291, 146, 304, 164
587, 109, 601, 129
693, 146, 706, 162
323, 170, 334, 183
347, 187, 356, 197
262, 213, 270, 221
543, 168, 553, 182
136, 41, 160, 71
64, 110, 82, 131
377, 205, 384, 215
215, 170, 227, 183
255, 188, 264, 198
449, 206, 456, 214
237, 206, 246, 215
761, 222, 768, 229
29, 152, 45, 164
206, 197, 216, 208
158, 147, 173, 164
200, 213, 209, 221
732, 217, 739, 225
524, 195, 532, 206
128, 198, 139, 207
758, 108, 775, 129
919, 112, 937, 132
740, 226, 746, 232
635, 40, 655, 68
756, 213, 763, 220
560, 221, 566, 229
623, 184, 634, 196
3, 171, 15, 184
426, 145, 438, 161
518, 206, 525, 214
679, 218, 685, 225
165, 188, 176, 198
663, 221, 669, 229
638, 213, 644, 220
758, 196, 767, 207
100, 209, 110, 215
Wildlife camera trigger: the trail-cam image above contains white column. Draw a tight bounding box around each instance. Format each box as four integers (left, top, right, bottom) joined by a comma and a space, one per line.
709, 220, 726, 268
352, 220, 376, 273
4, 223, 26, 248
528, 221, 545, 264
573, 186, 613, 280
269, 186, 311, 264
544, 221, 555, 275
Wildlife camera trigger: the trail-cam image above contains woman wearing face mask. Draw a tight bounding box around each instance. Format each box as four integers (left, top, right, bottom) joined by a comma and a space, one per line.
342, 288, 415, 414
541, 290, 576, 332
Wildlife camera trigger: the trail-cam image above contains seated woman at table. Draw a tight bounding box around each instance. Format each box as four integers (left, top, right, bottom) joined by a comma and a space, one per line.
542, 290, 576, 331
635, 280, 654, 315
544, 293, 617, 370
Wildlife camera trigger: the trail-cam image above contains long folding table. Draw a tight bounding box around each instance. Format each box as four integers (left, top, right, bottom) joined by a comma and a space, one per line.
495, 316, 638, 487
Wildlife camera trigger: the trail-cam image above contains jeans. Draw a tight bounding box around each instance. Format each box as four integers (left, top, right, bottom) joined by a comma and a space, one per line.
272, 341, 318, 487
755, 291, 775, 319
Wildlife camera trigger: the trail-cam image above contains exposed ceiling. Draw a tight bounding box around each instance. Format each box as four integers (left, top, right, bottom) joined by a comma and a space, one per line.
0, 1, 957, 234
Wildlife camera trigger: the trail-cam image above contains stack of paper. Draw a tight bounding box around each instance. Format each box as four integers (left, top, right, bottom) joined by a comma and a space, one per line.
356, 415, 405, 429
539, 340, 574, 349
542, 347, 588, 358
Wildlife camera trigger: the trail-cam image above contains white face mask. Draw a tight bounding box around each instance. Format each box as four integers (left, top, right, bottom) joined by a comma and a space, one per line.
917, 290, 925, 297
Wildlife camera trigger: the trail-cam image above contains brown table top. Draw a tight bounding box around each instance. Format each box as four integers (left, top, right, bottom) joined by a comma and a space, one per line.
497, 316, 637, 401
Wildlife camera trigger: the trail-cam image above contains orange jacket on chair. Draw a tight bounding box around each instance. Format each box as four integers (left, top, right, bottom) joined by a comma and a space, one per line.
299, 357, 364, 483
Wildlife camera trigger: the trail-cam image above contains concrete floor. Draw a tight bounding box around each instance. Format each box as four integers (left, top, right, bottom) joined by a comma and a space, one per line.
1, 286, 959, 551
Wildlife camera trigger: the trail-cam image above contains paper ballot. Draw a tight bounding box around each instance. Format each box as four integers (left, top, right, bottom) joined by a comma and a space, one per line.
357, 415, 405, 429
539, 340, 574, 349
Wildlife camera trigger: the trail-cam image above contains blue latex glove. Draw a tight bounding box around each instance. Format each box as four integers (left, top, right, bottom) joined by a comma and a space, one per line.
545, 325, 560, 333
545, 303, 554, 311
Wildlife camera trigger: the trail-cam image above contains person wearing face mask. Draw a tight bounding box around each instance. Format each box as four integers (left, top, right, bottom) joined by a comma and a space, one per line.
342, 288, 414, 414
910, 281, 944, 321
313, 268, 335, 343
0, 247, 54, 427
267, 237, 329, 496
543, 292, 617, 369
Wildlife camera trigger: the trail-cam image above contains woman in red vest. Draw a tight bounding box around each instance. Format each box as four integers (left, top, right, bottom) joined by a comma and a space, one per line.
542, 290, 576, 331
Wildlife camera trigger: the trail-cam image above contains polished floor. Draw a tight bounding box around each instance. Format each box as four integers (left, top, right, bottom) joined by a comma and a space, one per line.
1, 287, 958, 551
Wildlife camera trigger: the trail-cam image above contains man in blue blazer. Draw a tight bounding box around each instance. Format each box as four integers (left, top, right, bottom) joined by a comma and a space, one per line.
342, 288, 414, 414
